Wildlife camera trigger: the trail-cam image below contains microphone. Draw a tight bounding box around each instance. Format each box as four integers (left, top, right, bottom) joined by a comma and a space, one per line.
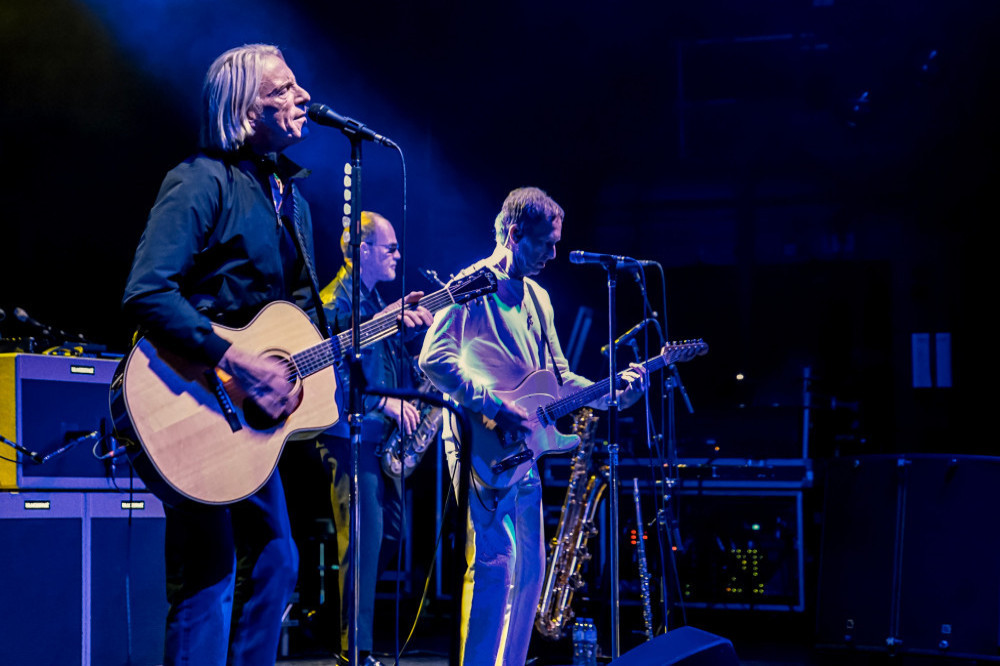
307, 103, 398, 148
569, 250, 629, 265
0, 433, 43, 464
13, 306, 48, 332
568, 251, 655, 270
13, 307, 85, 342
600, 318, 656, 356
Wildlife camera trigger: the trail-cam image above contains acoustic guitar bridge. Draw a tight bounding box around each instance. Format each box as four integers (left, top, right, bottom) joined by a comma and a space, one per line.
205, 369, 243, 433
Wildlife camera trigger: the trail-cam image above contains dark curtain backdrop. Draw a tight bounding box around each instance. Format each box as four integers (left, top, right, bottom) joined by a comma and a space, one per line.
2, 0, 996, 454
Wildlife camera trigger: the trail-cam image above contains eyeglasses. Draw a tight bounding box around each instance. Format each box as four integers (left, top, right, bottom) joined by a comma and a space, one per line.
364, 241, 399, 253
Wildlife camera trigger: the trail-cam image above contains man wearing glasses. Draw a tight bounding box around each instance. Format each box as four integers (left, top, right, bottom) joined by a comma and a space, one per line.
316, 211, 432, 664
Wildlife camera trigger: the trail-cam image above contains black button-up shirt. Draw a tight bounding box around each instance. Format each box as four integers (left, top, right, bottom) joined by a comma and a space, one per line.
123, 149, 320, 365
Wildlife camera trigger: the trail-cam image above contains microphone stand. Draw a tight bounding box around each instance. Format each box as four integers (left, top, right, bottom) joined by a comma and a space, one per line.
640, 263, 693, 632
599, 256, 623, 658
346, 135, 364, 666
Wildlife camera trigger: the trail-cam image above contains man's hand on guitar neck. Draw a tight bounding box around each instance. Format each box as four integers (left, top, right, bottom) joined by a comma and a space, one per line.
378, 291, 434, 331
218, 345, 294, 420
617, 363, 648, 410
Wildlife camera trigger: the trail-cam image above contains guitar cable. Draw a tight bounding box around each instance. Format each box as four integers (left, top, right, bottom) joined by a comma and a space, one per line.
366, 388, 471, 660
398, 449, 458, 656
644, 262, 692, 630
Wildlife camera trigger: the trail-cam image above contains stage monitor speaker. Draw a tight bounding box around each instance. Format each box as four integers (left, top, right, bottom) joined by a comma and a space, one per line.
0, 491, 167, 666
609, 626, 739, 666
0, 353, 143, 491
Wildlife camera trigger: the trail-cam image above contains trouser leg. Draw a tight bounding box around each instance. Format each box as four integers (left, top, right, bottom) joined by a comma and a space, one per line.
500, 475, 545, 666
163, 502, 236, 666
455, 474, 545, 666
227, 470, 300, 666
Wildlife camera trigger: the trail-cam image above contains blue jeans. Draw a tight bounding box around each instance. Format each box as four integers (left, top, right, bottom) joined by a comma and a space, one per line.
318, 434, 402, 653
162, 470, 299, 666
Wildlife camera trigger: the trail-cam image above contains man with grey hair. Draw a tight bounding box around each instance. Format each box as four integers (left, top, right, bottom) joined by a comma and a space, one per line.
419, 187, 648, 664
122, 43, 322, 665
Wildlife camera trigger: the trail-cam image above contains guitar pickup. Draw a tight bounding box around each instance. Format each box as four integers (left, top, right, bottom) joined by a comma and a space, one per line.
492, 449, 533, 474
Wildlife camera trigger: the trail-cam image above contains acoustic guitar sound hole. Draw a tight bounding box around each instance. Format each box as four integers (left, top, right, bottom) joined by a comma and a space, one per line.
240, 351, 301, 430
242, 399, 288, 430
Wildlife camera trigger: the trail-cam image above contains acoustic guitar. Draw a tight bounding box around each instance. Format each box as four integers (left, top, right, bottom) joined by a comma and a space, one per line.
110, 267, 497, 505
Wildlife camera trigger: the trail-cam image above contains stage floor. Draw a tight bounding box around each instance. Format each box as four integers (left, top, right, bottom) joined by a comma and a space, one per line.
272, 609, 827, 666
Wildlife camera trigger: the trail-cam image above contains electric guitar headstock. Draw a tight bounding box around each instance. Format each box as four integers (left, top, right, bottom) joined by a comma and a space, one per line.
447, 266, 498, 304
660, 339, 709, 364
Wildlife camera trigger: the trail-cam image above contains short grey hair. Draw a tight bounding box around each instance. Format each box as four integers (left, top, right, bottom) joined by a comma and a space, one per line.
494, 186, 564, 244
200, 43, 283, 152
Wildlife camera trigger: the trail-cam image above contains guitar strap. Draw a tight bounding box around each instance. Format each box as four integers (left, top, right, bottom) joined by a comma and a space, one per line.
283, 181, 332, 337
525, 281, 563, 387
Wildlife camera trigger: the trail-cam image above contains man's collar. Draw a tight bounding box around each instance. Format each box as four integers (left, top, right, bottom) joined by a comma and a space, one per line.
489, 244, 516, 279
229, 146, 311, 181
334, 264, 376, 299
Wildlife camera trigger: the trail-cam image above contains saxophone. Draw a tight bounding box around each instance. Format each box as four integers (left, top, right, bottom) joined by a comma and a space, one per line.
379, 374, 444, 479
536, 408, 606, 639
632, 477, 654, 640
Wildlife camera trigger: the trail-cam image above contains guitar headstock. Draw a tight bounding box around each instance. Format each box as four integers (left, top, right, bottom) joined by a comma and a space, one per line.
448, 267, 499, 304
661, 339, 709, 364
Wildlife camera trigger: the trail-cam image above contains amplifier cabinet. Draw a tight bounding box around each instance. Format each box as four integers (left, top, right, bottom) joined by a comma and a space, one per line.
816, 454, 1000, 661
673, 487, 806, 612
0, 353, 144, 491
0, 491, 167, 666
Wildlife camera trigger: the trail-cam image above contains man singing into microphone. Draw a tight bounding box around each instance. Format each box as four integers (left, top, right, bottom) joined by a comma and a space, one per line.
418, 186, 649, 664
121, 44, 323, 665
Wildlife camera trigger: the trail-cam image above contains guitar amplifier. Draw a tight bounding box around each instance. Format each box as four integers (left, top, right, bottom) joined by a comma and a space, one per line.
0, 353, 144, 491
0, 490, 167, 666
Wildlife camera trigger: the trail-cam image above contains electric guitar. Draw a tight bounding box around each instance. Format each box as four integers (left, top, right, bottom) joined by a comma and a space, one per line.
467, 339, 708, 489
110, 267, 497, 506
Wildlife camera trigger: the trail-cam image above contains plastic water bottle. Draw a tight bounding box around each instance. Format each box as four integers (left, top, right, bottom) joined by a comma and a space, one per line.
572, 617, 598, 666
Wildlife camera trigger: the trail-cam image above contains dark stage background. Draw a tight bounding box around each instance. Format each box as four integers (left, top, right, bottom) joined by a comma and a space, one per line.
3, 0, 994, 455
1, 1, 998, 660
